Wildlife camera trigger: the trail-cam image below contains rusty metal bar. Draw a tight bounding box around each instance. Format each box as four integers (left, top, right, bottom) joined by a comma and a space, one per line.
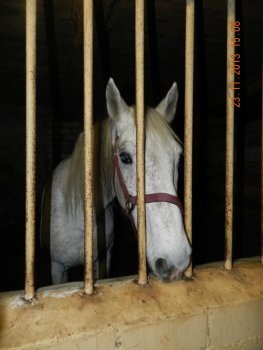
135, 0, 147, 285
184, 0, 195, 278
83, 0, 94, 294
224, 0, 235, 271
25, 0, 37, 300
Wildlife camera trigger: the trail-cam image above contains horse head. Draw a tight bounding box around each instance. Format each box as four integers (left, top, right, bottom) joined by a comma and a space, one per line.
105, 78, 191, 282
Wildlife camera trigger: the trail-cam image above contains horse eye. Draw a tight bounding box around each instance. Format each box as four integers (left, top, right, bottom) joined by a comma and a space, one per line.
119, 152, 133, 164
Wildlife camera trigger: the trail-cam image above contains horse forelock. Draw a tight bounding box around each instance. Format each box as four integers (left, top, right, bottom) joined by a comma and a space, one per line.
146, 107, 182, 153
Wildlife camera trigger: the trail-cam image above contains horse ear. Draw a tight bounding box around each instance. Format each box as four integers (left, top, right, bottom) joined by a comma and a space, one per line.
106, 78, 129, 122
156, 82, 178, 123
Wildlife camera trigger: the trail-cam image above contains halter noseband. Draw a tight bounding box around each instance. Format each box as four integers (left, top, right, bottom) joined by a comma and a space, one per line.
113, 154, 183, 216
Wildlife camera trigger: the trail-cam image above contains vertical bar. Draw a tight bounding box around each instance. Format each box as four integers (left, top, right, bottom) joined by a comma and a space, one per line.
135, 0, 147, 285
225, 0, 235, 271
184, 0, 195, 278
83, 0, 94, 294
25, 0, 37, 300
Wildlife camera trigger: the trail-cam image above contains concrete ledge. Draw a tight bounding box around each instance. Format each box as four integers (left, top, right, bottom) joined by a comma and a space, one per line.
0, 260, 263, 349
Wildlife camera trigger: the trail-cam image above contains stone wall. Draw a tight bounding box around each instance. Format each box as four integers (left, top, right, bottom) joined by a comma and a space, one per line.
0, 260, 262, 349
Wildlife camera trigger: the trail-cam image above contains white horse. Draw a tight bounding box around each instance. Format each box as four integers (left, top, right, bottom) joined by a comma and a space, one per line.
41, 78, 191, 284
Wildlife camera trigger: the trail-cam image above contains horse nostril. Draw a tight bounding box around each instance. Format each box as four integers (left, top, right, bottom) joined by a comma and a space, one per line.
155, 258, 183, 281
155, 258, 169, 277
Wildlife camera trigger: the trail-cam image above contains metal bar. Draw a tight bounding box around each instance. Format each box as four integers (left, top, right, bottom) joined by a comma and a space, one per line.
184, 0, 195, 278
25, 0, 37, 300
135, 0, 147, 285
224, 0, 235, 271
83, 0, 94, 294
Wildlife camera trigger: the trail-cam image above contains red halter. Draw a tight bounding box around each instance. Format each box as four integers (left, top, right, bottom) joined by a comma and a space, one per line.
113, 154, 183, 215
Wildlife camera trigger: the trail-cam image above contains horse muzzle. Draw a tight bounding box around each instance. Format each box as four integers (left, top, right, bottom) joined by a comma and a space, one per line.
154, 258, 184, 282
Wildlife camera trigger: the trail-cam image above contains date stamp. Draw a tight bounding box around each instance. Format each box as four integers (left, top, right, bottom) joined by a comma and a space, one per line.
230, 21, 241, 108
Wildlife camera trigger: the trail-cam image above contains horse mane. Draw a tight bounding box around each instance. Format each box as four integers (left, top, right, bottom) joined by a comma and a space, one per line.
66, 132, 84, 215
65, 107, 182, 214
100, 118, 115, 207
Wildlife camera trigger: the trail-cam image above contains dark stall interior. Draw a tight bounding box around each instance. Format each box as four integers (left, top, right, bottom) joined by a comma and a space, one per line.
0, 0, 261, 291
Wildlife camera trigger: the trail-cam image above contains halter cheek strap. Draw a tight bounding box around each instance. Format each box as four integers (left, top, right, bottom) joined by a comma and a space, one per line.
113, 154, 183, 215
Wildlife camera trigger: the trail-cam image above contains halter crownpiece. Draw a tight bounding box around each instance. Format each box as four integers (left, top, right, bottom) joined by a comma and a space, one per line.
113, 154, 183, 216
